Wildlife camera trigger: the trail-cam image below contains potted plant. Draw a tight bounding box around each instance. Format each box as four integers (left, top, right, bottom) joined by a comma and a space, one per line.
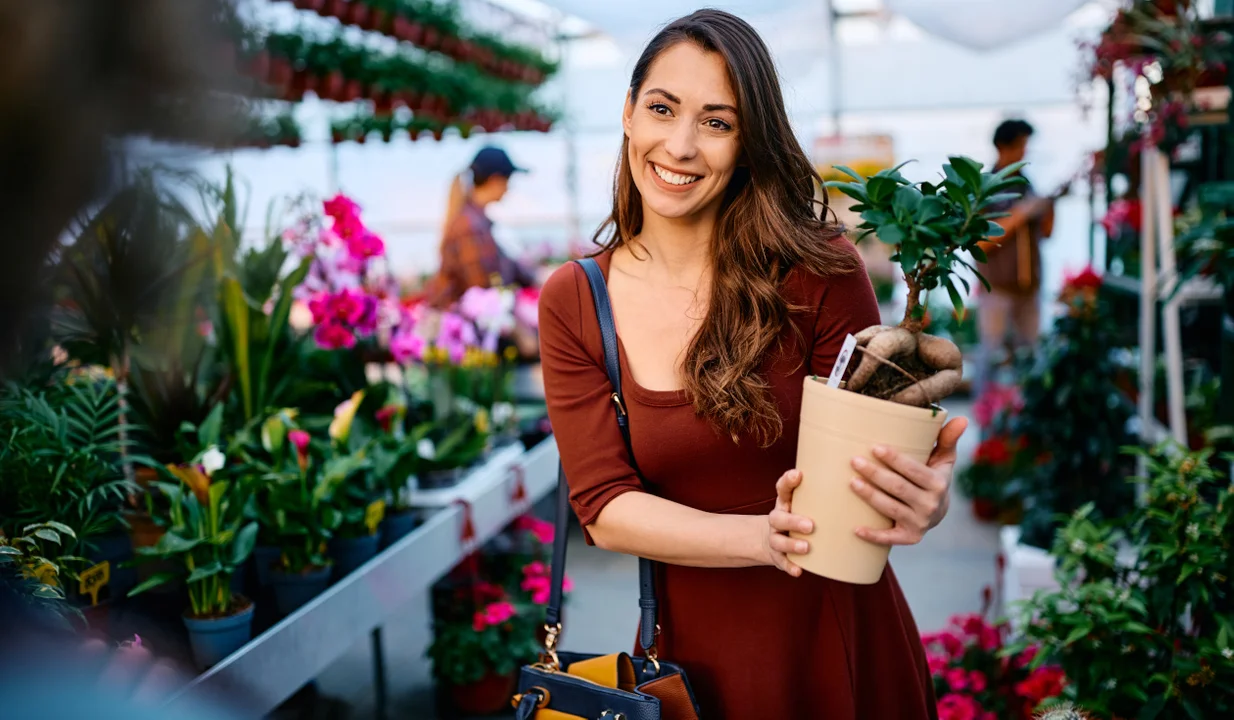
127, 443, 259, 670
323, 391, 383, 579
413, 412, 492, 490
0, 375, 140, 603
242, 410, 361, 615
1008, 443, 1234, 718
355, 391, 433, 548
0, 522, 86, 628
922, 608, 1064, 718
1004, 269, 1136, 550
785, 158, 1026, 584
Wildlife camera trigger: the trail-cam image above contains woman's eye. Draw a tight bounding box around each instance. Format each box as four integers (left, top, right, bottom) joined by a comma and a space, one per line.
706, 119, 732, 131
648, 103, 671, 116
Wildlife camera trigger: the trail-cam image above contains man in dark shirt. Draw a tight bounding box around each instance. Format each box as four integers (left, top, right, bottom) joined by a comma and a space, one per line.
974, 119, 1067, 391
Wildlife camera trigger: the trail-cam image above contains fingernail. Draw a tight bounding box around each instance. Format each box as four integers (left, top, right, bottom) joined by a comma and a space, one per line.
796, 541, 808, 553
872, 445, 888, 457
850, 478, 865, 490
851, 457, 867, 469
799, 520, 814, 533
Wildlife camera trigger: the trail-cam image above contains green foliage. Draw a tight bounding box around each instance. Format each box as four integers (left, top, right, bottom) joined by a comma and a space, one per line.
1003, 285, 1137, 549
206, 175, 313, 424
426, 607, 542, 685
1009, 445, 1234, 719
0, 376, 139, 549
0, 522, 85, 627
827, 157, 1027, 326
128, 453, 257, 618
234, 409, 366, 573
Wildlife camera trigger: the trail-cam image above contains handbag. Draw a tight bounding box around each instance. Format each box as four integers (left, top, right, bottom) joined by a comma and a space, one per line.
512, 257, 701, 720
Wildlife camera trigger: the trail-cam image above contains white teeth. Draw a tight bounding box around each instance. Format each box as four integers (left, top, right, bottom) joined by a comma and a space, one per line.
653, 163, 700, 186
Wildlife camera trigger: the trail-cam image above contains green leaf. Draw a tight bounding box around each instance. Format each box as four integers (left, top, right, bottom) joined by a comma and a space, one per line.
969, 245, 988, 263
877, 224, 905, 246
986, 220, 1006, 238
32, 529, 62, 544
128, 571, 180, 598
186, 562, 223, 584
1062, 626, 1090, 645
41, 521, 76, 537
892, 185, 923, 215
943, 277, 966, 316
198, 403, 225, 448
831, 164, 865, 181
231, 522, 258, 566
209, 479, 230, 509
220, 277, 252, 420
948, 156, 983, 189
0, 546, 21, 557
153, 532, 203, 555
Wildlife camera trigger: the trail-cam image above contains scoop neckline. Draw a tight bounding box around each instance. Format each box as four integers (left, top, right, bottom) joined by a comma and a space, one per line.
592, 251, 693, 408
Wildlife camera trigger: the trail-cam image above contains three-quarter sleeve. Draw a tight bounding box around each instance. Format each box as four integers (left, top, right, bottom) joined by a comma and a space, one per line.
538, 262, 644, 539
810, 245, 883, 376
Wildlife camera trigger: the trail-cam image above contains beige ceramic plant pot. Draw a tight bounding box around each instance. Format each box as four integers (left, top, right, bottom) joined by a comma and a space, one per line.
787, 377, 947, 584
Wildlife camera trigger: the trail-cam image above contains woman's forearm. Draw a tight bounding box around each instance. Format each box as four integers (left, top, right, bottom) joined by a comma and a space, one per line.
586, 491, 769, 568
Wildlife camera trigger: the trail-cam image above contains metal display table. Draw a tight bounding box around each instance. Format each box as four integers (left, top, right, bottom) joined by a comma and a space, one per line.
164, 437, 560, 718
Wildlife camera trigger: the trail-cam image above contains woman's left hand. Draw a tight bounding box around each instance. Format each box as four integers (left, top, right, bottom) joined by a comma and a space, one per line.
848, 417, 968, 547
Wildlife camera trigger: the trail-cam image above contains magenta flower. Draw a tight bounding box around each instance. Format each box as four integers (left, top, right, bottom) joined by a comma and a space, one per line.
375, 405, 400, 433
967, 670, 987, 693
288, 429, 311, 471
314, 322, 356, 350
514, 287, 540, 330
347, 231, 385, 262
389, 328, 426, 365
323, 194, 361, 223
936, 692, 980, 720
483, 601, 516, 625
522, 574, 551, 604
514, 515, 555, 545
944, 667, 970, 691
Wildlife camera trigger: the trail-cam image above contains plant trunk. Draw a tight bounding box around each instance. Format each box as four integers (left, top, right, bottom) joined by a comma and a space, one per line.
901, 275, 924, 334
113, 351, 136, 486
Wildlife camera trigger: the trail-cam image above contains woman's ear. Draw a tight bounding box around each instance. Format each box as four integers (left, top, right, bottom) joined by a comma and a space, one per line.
622, 90, 634, 137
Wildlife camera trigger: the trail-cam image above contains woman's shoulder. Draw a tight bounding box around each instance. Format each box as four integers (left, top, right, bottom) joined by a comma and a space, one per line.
782, 236, 872, 303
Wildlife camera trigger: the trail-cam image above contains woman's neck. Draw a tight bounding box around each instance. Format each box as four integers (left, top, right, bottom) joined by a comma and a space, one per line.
630, 206, 715, 286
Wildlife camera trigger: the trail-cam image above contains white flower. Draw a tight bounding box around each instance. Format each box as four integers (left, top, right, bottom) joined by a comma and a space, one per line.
417, 438, 436, 460
1186, 523, 1200, 540
1190, 553, 1200, 563
1103, 678, 1117, 690
492, 402, 515, 427
1222, 648, 1233, 660
200, 446, 226, 476
1070, 539, 1088, 554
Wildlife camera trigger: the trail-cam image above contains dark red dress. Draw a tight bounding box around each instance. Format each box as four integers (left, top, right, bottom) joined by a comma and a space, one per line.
538, 246, 937, 719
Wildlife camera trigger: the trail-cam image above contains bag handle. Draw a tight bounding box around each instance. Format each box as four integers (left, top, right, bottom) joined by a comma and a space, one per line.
542, 256, 660, 670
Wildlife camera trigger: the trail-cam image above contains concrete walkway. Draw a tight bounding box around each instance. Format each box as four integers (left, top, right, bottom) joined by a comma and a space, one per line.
307, 401, 998, 718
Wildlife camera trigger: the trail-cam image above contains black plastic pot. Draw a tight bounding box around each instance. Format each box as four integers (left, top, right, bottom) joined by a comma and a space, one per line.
327, 534, 380, 580
183, 602, 255, 669
270, 566, 332, 616
379, 509, 421, 549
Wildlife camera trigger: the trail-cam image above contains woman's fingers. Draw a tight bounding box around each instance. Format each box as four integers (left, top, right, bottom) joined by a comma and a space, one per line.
854, 525, 922, 547
768, 530, 809, 556
850, 476, 927, 535
775, 469, 802, 510
852, 455, 933, 507
769, 508, 813, 534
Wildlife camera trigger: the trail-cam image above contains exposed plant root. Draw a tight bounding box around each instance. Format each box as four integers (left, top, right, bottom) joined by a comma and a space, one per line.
847, 327, 916, 392
890, 369, 963, 406
917, 333, 962, 371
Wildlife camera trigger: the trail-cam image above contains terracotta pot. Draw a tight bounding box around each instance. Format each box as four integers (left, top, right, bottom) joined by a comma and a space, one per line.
370, 9, 389, 33
327, 0, 349, 21
448, 672, 517, 715
349, 2, 370, 28
323, 71, 346, 101
788, 378, 947, 584
342, 79, 363, 102
972, 498, 999, 522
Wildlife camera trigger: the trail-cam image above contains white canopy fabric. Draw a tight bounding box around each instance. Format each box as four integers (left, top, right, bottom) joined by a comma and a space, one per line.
883, 0, 1091, 51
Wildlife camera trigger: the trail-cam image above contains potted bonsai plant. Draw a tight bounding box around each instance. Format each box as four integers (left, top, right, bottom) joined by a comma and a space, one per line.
128, 442, 259, 670
786, 157, 1027, 584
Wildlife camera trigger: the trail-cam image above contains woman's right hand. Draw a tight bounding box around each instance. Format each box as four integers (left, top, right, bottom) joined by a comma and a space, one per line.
762, 469, 814, 577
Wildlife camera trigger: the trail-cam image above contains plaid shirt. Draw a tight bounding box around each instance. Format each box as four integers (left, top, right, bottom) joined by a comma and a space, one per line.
427, 202, 534, 307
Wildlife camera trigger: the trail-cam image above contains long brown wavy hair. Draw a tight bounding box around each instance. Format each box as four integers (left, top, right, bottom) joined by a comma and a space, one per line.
592, 9, 860, 447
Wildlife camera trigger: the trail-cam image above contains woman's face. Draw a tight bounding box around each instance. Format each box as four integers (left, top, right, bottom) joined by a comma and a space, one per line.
623, 42, 741, 224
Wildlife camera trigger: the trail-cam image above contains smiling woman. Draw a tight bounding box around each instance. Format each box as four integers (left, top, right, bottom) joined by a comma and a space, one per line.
536, 9, 963, 719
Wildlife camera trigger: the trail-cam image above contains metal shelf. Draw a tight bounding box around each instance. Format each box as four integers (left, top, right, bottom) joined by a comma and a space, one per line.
163, 436, 561, 718
1103, 273, 1224, 304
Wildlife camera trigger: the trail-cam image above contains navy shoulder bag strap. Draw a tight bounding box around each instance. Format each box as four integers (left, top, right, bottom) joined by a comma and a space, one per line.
543, 256, 659, 660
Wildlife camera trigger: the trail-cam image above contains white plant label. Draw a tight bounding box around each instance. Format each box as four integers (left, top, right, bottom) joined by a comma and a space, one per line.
827, 334, 858, 388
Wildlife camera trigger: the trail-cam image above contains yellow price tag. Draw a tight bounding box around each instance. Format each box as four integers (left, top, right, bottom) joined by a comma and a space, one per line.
365, 500, 386, 535
79, 561, 111, 606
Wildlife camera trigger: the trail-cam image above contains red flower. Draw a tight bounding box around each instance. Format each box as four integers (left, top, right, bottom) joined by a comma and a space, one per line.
945, 667, 971, 691
968, 670, 988, 693
937, 692, 981, 720
1063, 266, 1103, 292
313, 321, 356, 350
1013, 665, 1065, 704
514, 515, 555, 544
974, 437, 1013, 466
375, 405, 400, 433
926, 652, 948, 675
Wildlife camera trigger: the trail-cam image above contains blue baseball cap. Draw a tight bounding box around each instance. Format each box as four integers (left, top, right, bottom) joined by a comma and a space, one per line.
470, 146, 526, 179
